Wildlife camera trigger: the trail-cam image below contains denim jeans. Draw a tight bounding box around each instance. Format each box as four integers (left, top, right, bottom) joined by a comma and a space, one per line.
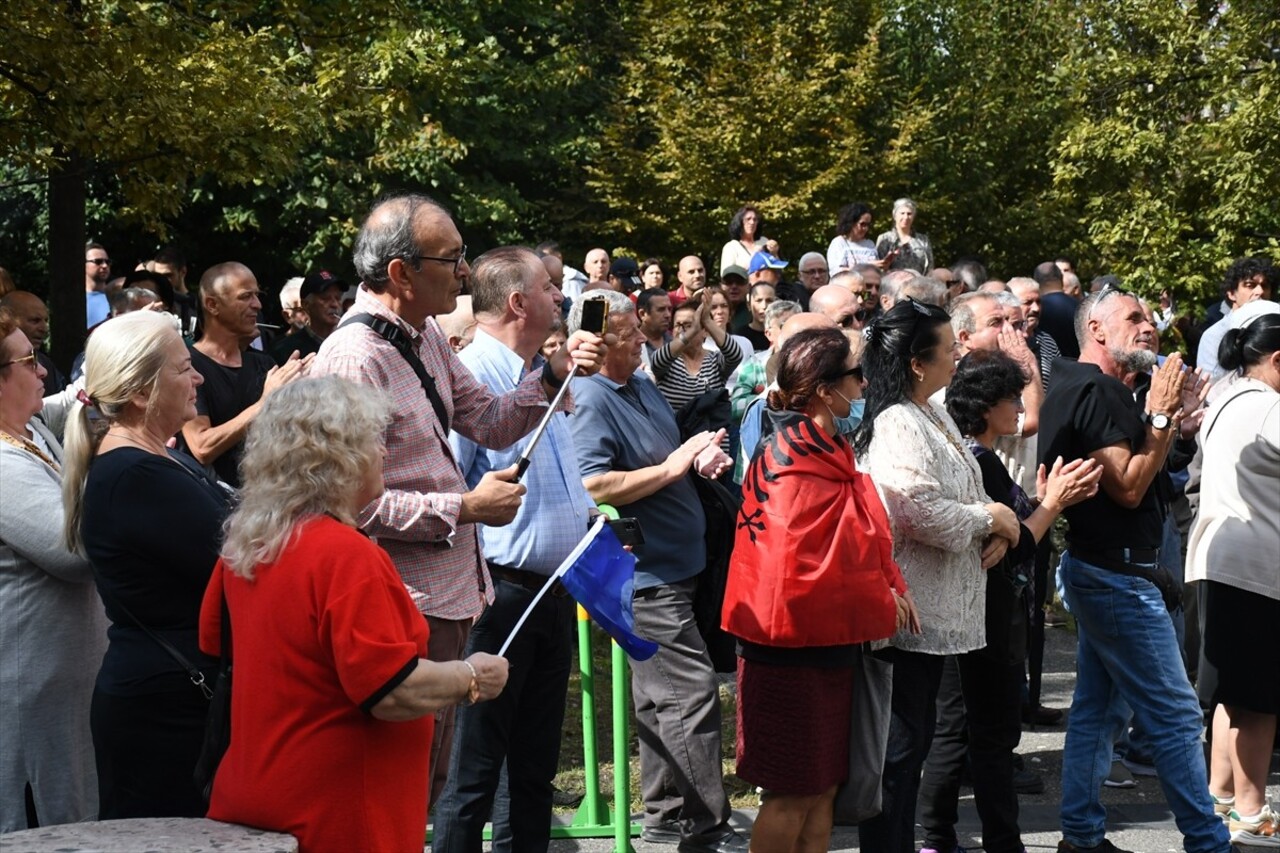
1058, 551, 1230, 853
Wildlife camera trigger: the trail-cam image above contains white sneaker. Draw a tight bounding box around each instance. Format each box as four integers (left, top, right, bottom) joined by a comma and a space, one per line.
1229, 803, 1280, 848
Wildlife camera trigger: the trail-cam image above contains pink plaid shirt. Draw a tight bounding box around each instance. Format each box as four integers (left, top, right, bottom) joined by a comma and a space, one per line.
311, 287, 569, 620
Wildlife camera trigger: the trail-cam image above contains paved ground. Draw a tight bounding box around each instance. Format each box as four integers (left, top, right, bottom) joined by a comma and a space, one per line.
507, 621, 1280, 853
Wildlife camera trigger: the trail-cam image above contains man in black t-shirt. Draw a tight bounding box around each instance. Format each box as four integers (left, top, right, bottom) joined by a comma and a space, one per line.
1034, 261, 1080, 359
181, 262, 310, 487
1038, 289, 1230, 853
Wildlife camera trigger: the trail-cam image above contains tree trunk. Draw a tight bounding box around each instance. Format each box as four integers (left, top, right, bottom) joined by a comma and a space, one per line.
48, 150, 87, 373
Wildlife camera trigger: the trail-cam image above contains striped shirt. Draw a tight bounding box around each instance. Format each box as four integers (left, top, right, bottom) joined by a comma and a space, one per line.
649, 336, 743, 414
311, 287, 568, 620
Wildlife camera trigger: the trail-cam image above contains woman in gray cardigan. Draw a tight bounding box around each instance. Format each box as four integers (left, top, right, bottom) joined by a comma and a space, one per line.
0, 308, 107, 831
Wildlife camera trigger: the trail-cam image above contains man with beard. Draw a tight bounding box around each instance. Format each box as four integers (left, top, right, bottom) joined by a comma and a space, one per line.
1038, 288, 1226, 853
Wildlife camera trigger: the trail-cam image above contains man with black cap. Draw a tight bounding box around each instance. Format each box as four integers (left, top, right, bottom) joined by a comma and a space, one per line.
268, 270, 347, 364
608, 257, 644, 295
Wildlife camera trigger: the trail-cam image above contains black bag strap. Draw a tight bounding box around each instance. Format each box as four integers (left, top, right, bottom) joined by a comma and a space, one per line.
95, 580, 213, 699
340, 312, 450, 433
1203, 386, 1265, 441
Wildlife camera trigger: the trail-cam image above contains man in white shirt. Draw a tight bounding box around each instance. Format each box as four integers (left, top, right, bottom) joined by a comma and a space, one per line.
1197, 258, 1274, 380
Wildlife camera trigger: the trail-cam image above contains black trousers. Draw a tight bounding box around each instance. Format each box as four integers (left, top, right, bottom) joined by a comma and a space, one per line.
431, 576, 575, 853
918, 652, 1025, 853
91, 680, 209, 819
1026, 536, 1052, 708
858, 648, 945, 853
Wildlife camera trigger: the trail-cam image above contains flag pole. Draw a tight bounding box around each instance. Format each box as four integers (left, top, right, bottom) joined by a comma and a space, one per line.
514, 366, 578, 481
497, 518, 607, 657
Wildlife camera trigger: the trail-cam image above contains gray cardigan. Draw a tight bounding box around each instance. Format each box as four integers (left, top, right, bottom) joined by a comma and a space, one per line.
0, 417, 108, 830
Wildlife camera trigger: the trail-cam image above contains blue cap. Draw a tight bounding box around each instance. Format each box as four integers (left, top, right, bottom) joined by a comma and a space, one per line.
747, 251, 788, 275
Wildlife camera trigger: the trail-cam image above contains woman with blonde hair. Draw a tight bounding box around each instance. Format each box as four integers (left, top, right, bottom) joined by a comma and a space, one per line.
62, 310, 231, 819
201, 376, 508, 853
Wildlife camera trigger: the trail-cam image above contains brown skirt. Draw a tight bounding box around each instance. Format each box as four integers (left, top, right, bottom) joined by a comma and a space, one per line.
735, 656, 854, 795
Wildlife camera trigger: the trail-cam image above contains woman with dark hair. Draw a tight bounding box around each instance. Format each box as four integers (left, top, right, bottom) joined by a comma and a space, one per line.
651, 296, 743, 453
723, 326, 913, 853
915, 349, 1099, 853
852, 298, 1022, 853
827, 202, 881, 274
720, 205, 779, 275
1186, 308, 1280, 846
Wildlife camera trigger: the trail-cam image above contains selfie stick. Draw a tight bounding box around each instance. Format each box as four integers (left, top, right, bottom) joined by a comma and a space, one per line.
514, 366, 578, 481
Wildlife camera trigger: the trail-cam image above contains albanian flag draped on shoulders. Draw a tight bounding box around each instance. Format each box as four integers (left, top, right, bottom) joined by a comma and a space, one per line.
722, 410, 906, 648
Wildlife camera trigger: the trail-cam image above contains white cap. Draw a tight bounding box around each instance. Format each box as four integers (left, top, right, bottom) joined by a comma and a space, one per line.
1228, 299, 1280, 330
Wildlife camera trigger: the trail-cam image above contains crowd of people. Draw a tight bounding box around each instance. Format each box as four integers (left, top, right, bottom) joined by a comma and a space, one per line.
0, 195, 1276, 853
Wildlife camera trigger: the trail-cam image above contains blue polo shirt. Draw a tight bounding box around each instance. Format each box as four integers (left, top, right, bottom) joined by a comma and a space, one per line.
570, 372, 706, 590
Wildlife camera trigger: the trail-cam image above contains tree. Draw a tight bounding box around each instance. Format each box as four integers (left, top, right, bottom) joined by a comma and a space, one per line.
1050, 0, 1280, 305
0, 0, 362, 363
589, 0, 903, 267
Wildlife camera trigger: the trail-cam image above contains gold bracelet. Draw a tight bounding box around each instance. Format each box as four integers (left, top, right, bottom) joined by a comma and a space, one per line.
461, 660, 479, 706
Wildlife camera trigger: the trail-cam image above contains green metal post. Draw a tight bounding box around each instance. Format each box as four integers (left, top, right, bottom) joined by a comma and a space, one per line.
577, 604, 602, 826
612, 640, 635, 853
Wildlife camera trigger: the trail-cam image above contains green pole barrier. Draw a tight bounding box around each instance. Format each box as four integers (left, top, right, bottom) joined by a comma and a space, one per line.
612, 639, 636, 853
577, 604, 602, 826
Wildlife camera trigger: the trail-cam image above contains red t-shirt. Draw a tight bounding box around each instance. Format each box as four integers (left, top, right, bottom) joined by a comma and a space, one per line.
200, 516, 432, 853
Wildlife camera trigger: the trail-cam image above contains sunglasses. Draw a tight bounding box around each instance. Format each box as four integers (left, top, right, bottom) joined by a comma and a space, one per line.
827, 365, 863, 382
0, 351, 39, 371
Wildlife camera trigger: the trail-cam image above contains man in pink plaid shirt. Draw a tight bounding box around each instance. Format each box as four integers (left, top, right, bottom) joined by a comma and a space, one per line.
311, 193, 605, 807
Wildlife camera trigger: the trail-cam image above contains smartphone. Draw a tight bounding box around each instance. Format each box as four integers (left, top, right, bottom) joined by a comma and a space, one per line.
580, 296, 609, 336
608, 517, 645, 547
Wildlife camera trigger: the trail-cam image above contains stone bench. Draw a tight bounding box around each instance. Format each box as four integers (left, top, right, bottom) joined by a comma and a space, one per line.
0, 817, 298, 852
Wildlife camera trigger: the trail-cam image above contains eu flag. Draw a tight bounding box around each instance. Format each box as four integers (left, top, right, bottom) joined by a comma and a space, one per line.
557, 518, 659, 661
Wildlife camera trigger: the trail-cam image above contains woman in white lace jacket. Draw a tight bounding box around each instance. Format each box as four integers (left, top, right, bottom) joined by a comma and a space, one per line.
852, 298, 1020, 853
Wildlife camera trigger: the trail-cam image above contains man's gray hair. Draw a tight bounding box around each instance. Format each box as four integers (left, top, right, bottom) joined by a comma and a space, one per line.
900, 275, 946, 307
829, 270, 863, 290
798, 251, 827, 270
470, 246, 539, 317
352, 193, 450, 292
880, 269, 913, 303
1074, 288, 1112, 351
1007, 276, 1039, 297
993, 290, 1021, 311
567, 290, 634, 334
948, 291, 995, 334
764, 299, 801, 331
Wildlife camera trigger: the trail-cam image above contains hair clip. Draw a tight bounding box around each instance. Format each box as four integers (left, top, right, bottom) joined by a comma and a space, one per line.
75, 389, 96, 409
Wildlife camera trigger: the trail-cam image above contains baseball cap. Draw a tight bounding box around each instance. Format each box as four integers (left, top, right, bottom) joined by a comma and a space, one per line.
721, 264, 749, 282
610, 258, 643, 291
300, 270, 346, 300
1228, 298, 1280, 330
747, 251, 788, 275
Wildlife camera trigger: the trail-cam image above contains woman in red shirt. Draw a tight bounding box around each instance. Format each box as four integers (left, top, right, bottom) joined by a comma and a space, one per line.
722, 326, 916, 853
200, 376, 508, 853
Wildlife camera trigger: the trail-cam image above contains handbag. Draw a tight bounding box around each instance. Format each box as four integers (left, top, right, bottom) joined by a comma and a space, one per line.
832, 644, 893, 825
193, 587, 231, 804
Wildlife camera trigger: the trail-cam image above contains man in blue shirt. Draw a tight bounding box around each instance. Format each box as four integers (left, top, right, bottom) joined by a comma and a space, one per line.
567, 290, 745, 853
432, 247, 595, 853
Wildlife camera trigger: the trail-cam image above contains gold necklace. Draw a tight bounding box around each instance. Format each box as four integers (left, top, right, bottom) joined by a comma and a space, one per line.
913, 400, 977, 470
0, 426, 61, 473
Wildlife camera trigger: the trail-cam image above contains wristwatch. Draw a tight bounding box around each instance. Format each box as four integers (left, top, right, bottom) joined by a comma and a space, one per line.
1144, 411, 1173, 430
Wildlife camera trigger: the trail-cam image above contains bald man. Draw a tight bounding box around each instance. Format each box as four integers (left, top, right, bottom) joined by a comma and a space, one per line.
670, 255, 707, 307
808, 283, 860, 329
0, 291, 67, 395
181, 262, 310, 487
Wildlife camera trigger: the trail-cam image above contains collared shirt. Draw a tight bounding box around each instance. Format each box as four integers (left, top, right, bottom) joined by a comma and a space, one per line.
311, 286, 569, 620
571, 371, 705, 590
450, 328, 593, 576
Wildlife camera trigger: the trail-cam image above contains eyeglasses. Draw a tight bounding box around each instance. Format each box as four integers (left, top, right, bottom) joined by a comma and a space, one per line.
86, 258, 111, 266
800, 268, 827, 277
406, 245, 468, 276
836, 313, 857, 328
672, 321, 696, 332
0, 351, 39, 371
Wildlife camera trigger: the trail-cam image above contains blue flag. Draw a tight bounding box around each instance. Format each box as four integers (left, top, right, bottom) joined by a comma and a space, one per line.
557, 518, 658, 661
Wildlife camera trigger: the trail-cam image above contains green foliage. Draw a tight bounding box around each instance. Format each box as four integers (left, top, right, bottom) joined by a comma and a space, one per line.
1050, 0, 1280, 304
